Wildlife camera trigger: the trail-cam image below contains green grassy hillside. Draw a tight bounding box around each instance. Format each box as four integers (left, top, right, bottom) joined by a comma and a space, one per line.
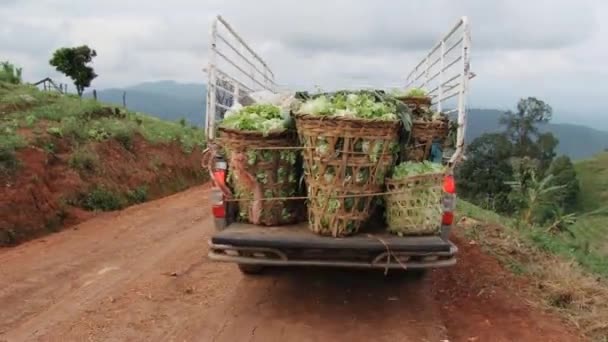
0, 81, 207, 245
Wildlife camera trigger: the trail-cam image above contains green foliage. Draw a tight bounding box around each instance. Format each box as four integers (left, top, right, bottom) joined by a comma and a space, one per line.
405, 87, 428, 97
69, 146, 99, 173
82, 187, 124, 211
0, 61, 23, 84
46, 126, 63, 137
499, 97, 553, 158
126, 186, 148, 204
49, 45, 97, 97
459, 200, 608, 278
392, 161, 445, 179
297, 92, 398, 120
457, 133, 515, 213
547, 156, 580, 212
112, 127, 134, 150
0, 124, 25, 176
574, 152, 608, 212
507, 170, 566, 224
220, 103, 287, 134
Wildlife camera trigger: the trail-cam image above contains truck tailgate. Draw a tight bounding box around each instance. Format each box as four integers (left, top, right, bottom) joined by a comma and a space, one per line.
212, 223, 452, 253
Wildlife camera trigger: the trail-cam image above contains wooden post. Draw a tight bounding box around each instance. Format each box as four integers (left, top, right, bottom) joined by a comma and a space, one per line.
93, 89, 97, 101
122, 91, 126, 107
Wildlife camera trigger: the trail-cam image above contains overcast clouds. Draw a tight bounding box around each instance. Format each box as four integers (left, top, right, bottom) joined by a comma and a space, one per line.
1, 0, 607, 128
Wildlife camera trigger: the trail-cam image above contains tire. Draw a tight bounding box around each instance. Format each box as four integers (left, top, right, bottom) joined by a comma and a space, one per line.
237, 264, 264, 275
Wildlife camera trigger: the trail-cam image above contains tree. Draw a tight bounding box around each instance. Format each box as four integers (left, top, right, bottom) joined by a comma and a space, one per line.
535, 132, 559, 171
507, 171, 566, 224
0, 61, 22, 84
547, 156, 580, 212
500, 97, 552, 158
49, 45, 97, 97
457, 133, 514, 213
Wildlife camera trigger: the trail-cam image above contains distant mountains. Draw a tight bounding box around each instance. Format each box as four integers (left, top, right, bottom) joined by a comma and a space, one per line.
466, 109, 608, 160
88, 81, 608, 160
86, 80, 206, 125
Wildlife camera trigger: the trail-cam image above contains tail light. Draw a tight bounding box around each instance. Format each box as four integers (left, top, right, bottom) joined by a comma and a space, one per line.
442, 174, 456, 226
211, 160, 227, 218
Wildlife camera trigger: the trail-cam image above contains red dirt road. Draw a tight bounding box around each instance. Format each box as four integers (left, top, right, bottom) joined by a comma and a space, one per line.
0, 186, 582, 341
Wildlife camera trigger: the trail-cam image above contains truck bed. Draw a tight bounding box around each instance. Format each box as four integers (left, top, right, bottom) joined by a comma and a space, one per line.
209, 222, 457, 270
212, 223, 452, 253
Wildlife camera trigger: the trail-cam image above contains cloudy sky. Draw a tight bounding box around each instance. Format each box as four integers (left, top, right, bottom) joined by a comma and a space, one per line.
1, 0, 607, 129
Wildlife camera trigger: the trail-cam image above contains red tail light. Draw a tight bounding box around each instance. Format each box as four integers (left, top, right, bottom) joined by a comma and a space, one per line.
212, 204, 225, 218
442, 174, 456, 226
443, 174, 456, 194
211, 160, 227, 219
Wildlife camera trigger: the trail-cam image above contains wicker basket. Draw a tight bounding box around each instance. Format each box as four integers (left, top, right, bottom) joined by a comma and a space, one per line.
218, 127, 304, 226
397, 96, 432, 110
385, 172, 444, 235
295, 114, 400, 236
406, 118, 449, 162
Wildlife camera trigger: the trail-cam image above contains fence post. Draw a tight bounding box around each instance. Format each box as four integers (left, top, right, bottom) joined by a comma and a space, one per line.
93, 89, 97, 101
122, 91, 126, 107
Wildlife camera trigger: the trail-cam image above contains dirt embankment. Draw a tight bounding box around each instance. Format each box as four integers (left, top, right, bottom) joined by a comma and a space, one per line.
0, 135, 207, 245
0, 186, 582, 341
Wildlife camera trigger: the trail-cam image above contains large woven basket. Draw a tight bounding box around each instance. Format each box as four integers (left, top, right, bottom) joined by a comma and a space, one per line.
397, 96, 432, 110
295, 114, 400, 237
406, 118, 449, 162
218, 127, 304, 226
385, 172, 444, 235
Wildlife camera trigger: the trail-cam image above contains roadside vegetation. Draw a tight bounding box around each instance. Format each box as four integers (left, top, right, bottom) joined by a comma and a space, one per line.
459, 201, 608, 341
456, 96, 608, 340
1, 59, 207, 245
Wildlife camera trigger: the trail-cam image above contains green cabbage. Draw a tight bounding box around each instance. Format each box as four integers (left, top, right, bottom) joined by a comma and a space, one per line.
220, 103, 290, 135
392, 161, 445, 179
297, 92, 397, 121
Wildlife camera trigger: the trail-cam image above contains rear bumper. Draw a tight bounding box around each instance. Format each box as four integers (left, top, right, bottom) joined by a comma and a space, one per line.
208, 223, 458, 270
208, 243, 457, 269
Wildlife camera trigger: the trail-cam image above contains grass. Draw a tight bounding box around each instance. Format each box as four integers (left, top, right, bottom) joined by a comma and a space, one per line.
69, 146, 99, 173
0, 81, 206, 154
81, 186, 125, 211
575, 152, 608, 212
458, 200, 608, 340
459, 201, 608, 278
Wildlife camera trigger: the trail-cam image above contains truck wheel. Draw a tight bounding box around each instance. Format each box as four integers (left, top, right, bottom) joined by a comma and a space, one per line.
237, 264, 264, 275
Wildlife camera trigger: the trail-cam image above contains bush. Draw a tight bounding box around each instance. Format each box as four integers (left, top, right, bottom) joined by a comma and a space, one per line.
126, 186, 148, 204
0, 147, 20, 176
0, 61, 22, 84
69, 146, 99, 173
0, 131, 25, 176
82, 187, 124, 211
113, 128, 134, 150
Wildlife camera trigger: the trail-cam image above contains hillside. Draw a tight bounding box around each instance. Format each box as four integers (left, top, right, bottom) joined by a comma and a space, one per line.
0, 81, 207, 245
86, 81, 207, 126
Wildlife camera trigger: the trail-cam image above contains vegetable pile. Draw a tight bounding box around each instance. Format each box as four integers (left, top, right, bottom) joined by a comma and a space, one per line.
385, 161, 445, 236
220, 103, 291, 135
297, 92, 398, 121
392, 161, 445, 179
405, 87, 428, 97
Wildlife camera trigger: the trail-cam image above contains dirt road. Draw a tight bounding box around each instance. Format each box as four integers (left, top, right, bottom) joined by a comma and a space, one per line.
0, 186, 582, 341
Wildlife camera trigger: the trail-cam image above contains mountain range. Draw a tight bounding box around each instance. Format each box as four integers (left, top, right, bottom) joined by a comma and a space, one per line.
87, 81, 608, 160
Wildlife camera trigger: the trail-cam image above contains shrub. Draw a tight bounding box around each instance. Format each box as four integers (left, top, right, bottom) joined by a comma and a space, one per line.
47, 126, 63, 137
0, 147, 20, 176
82, 187, 124, 211
126, 186, 148, 204
69, 146, 99, 173
113, 128, 134, 150
0, 61, 22, 84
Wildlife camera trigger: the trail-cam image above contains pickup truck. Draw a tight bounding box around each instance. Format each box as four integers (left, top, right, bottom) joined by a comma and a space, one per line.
204, 15, 472, 275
